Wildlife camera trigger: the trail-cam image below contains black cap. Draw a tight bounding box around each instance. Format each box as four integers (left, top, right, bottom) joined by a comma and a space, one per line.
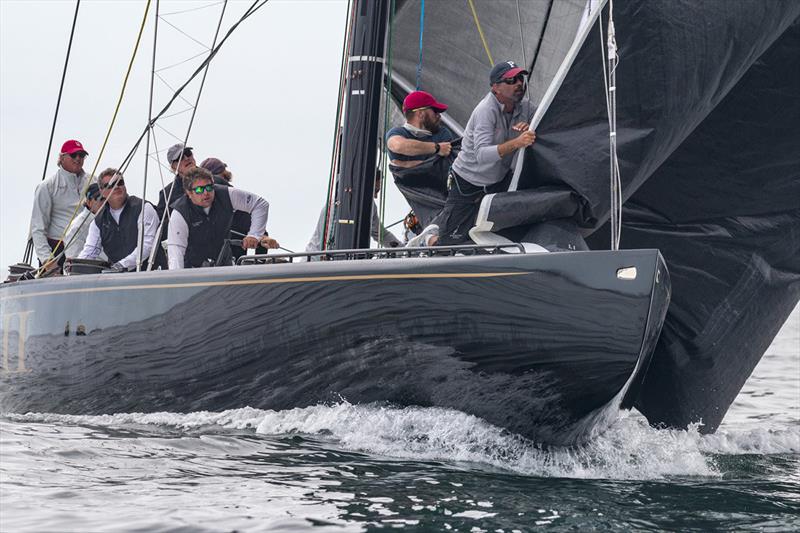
86, 183, 100, 200
489, 60, 528, 85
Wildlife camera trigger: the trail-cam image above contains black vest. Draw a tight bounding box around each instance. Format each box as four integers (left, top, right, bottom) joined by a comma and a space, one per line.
94, 196, 167, 269
172, 185, 235, 268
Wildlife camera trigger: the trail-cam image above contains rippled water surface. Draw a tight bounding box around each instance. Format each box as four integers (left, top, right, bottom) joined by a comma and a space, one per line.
2, 308, 798, 532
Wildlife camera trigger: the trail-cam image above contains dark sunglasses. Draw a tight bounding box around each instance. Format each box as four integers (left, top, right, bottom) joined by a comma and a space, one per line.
68, 152, 87, 160
411, 106, 442, 115
500, 74, 526, 85
100, 178, 125, 189
191, 184, 214, 194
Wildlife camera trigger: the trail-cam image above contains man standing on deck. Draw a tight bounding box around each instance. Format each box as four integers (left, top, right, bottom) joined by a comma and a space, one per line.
411, 61, 536, 247
28, 139, 91, 269
78, 168, 167, 271
167, 167, 276, 269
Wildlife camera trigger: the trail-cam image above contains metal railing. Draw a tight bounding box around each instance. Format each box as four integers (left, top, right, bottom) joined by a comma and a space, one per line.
236, 243, 526, 265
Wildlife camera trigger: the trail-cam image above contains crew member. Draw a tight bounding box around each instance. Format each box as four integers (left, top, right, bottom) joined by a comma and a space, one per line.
386, 90, 455, 168
412, 61, 536, 246
64, 183, 104, 260
167, 167, 276, 269
78, 169, 167, 270
28, 139, 91, 268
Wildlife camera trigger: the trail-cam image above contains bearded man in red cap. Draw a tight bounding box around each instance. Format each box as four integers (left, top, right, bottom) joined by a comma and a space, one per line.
28, 139, 91, 268
386, 90, 454, 169
385, 91, 456, 244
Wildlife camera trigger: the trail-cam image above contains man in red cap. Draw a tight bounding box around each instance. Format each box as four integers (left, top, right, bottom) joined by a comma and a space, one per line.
386, 90, 454, 169
28, 139, 90, 268
411, 61, 537, 247
385, 91, 456, 244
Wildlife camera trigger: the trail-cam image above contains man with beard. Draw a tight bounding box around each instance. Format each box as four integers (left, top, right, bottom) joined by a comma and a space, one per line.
410, 61, 537, 247
78, 168, 167, 271
386, 91, 454, 168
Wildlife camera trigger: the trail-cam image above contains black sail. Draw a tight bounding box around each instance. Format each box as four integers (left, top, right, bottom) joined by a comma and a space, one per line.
390, 0, 800, 431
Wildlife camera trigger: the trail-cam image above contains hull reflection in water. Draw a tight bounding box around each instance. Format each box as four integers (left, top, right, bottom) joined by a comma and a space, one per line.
0, 249, 669, 446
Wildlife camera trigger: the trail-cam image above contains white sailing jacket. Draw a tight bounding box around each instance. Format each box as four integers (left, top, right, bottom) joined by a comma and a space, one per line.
28, 168, 89, 263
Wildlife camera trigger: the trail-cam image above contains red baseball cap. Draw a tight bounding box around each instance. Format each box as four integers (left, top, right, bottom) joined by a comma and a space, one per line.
402, 91, 448, 113
61, 139, 88, 155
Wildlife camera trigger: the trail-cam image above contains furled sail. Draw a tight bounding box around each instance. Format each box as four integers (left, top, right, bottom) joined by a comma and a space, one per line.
389, 0, 800, 432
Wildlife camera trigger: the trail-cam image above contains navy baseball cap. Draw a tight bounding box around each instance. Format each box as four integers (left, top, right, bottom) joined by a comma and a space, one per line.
489, 61, 528, 85
86, 183, 100, 200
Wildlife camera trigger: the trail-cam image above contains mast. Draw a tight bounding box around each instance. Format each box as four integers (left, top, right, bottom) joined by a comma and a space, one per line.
332, 0, 390, 250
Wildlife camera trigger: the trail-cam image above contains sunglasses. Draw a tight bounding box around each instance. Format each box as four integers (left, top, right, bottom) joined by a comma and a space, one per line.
191, 184, 214, 194
100, 178, 125, 189
499, 74, 526, 85
68, 152, 87, 160
411, 106, 442, 114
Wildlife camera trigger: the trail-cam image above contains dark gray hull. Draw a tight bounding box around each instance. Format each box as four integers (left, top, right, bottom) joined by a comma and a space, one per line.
1, 249, 669, 446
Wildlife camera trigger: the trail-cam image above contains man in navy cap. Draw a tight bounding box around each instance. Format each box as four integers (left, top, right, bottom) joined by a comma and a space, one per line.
410, 61, 537, 247
28, 139, 91, 268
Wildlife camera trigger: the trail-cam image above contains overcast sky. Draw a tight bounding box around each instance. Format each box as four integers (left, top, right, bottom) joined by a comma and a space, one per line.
0, 0, 411, 269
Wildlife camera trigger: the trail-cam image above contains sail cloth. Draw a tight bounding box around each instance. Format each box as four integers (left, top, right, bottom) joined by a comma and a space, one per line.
592, 16, 800, 432
389, 0, 800, 431
391, 0, 587, 127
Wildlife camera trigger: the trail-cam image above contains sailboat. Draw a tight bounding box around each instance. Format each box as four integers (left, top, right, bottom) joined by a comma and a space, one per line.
387, 0, 800, 434
1, 0, 796, 445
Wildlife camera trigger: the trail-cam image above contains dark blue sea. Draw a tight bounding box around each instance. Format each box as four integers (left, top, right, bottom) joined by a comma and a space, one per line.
2, 307, 798, 532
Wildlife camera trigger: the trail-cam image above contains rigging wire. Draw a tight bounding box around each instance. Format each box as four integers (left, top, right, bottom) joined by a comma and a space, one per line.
378, 0, 396, 248
528, 0, 554, 78
600, 1, 622, 250
36, 0, 152, 277
467, 0, 493, 65
113, 0, 269, 189
23, 0, 81, 265
157, 16, 211, 50
160, 1, 224, 17
137, 0, 160, 272
515, 0, 527, 71
148, 0, 229, 270
322, 0, 358, 251
415, 0, 424, 90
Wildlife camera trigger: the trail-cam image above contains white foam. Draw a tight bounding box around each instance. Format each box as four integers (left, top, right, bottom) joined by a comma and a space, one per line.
9, 403, 798, 480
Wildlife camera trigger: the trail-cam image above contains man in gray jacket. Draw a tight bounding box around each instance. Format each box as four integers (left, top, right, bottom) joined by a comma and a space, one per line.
28, 139, 90, 268
411, 61, 536, 247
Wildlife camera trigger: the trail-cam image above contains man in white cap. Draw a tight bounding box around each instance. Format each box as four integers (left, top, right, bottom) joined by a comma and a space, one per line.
28, 139, 91, 268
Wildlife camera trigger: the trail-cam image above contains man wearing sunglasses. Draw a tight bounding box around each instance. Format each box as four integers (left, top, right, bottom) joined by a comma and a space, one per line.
63, 183, 105, 261
155, 143, 229, 236
78, 168, 167, 271
28, 139, 91, 269
412, 61, 536, 247
386, 91, 455, 169
167, 167, 273, 269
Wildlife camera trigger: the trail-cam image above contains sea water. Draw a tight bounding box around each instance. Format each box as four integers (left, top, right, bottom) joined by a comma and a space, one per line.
2, 308, 798, 532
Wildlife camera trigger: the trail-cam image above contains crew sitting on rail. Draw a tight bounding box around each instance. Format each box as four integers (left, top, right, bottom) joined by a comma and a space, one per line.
167, 167, 277, 269
78, 168, 167, 271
